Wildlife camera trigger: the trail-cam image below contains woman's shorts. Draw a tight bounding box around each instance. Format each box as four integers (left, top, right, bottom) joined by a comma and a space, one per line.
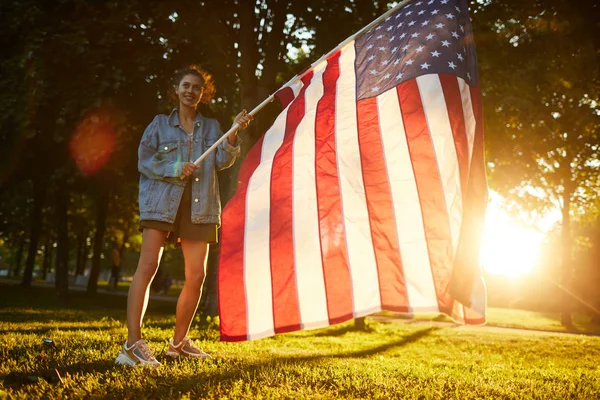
139, 182, 218, 245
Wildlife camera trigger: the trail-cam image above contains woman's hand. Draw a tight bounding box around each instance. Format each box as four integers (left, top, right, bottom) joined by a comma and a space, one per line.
233, 109, 253, 131
181, 162, 199, 177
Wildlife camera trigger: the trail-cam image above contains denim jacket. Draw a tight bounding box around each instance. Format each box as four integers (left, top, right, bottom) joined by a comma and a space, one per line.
138, 108, 240, 226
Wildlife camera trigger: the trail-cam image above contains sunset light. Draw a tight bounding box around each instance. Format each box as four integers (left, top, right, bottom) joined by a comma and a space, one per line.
480, 192, 559, 277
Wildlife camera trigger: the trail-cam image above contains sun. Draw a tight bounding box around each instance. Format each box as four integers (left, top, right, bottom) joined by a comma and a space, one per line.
480, 193, 553, 277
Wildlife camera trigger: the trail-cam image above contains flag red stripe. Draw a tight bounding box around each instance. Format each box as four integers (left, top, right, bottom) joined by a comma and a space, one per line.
356, 97, 409, 312
218, 135, 266, 342
397, 80, 453, 314
439, 74, 470, 203
314, 53, 353, 324
450, 85, 487, 306
268, 74, 314, 333
275, 87, 296, 110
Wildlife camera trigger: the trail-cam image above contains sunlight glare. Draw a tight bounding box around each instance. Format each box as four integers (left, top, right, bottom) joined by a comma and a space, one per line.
480, 193, 546, 277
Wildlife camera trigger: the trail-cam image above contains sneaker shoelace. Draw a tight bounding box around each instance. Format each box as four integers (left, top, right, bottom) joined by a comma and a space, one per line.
137, 340, 156, 361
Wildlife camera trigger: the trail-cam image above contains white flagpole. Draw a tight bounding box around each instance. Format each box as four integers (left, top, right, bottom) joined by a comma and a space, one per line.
187, 0, 414, 170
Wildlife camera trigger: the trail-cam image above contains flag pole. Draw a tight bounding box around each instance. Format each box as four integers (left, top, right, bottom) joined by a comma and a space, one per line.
187, 0, 414, 170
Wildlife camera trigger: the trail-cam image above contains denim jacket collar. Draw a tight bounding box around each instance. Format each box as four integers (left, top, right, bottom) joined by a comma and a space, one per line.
167, 107, 204, 128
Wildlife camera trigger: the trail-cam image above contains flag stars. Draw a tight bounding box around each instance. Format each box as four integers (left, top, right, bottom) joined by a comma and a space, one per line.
406, 10, 413, 15
408, 20, 416, 26
368, 55, 376, 61
376, 26, 382, 30
418, 10, 426, 15
397, 22, 404, 28
366, 44, 374, 50
441, 40, 451, 47
377, 34, 384, 39
371, 86, 380, 92
428, 0, 435, 4
426, 33, 434, 40
448, 61, 457, 69
446, 13, 455, 19
421, 20, 430, 26
391, 46, 398, 52
402, 45, 410, 51
436, 23, 445, 29
384, 73, 392, 79
416, 45, 424, 53
431, 9, 439, 15
411, 32, 419, 38
369, 69, 377, 75
396, 72, 404, 79
420, 62, 430, 69
457, 52, 464, 61
379, 46, 385, 51
455, 5, 461, 13
381, 60, 389, 66
441, 0, 449, 4
406, 59, 414, 65
460, 25, 465, 32
467, 72, 472, 80
451, 31, 460, 39
394, 59, 401, 65
387, 26, 393, 32
431, 50, 441, 57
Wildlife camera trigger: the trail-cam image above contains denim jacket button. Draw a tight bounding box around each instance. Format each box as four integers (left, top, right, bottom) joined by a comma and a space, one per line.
195, 177, 199, 182
164, 146, 168, 150
194, 198, 199, 203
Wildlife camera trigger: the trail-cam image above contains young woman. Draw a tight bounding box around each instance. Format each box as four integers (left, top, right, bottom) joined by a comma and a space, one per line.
115, 66, 251, 366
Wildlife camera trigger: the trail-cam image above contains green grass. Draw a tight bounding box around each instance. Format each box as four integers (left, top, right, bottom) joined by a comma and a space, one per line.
377, 307, 600, 335
1, 284, 599, 399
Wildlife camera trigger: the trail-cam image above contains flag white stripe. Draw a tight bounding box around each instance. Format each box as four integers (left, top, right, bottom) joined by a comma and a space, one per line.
292, 64, 330, 329
458, 77, 476, 168
377, 88, 439, 311
417, 74, 462, 257
336, 45, 382, 316
243, 105, 290, 340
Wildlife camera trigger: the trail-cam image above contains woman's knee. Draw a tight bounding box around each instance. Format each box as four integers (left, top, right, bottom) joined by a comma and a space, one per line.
135, 259, 160, 281
185, 270, 205, 289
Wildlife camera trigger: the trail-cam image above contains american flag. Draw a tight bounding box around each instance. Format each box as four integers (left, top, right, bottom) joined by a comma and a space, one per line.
218, 0, 487, 341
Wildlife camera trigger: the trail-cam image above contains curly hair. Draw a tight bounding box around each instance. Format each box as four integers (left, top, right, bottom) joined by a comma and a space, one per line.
171, 65, 216, 105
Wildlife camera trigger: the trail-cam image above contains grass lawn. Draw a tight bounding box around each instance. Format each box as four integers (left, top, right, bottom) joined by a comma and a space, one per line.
1, 283, 599, 399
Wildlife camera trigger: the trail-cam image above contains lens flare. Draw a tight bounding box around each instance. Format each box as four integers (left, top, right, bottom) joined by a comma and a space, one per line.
69, 110, 117, 175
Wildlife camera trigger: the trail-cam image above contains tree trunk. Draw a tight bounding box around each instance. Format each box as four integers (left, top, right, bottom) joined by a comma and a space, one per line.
55, 184, 70, 302
21, 180, 45, 287
87, 188, 109, 294
75, 231, 88, 276
11, 235, 26, 277
42, 235, 52, 280
560, 189, 573, 327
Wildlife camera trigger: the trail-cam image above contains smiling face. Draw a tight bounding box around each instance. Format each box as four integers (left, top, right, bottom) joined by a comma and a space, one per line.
176, 74, 204, 108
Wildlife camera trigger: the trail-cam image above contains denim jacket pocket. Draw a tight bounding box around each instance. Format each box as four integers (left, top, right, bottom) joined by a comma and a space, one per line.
157, 141, 179, 156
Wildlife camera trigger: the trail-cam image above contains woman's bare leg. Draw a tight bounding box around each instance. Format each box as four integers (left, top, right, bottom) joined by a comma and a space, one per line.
126, 228, 167, 346
173, 239, 209, 344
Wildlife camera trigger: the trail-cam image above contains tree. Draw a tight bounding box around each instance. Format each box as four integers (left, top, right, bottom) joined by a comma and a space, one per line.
473, 0, 600, 325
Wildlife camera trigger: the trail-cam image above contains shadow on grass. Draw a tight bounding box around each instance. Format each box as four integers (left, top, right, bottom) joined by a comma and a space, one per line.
0, 283, 173, 324
3, 361, 116, 388
116, 327, 442, 398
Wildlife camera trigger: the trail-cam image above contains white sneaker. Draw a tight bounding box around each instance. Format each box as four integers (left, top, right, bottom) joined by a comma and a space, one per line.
165, 337, 212, 360
115, 339, 161, 367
